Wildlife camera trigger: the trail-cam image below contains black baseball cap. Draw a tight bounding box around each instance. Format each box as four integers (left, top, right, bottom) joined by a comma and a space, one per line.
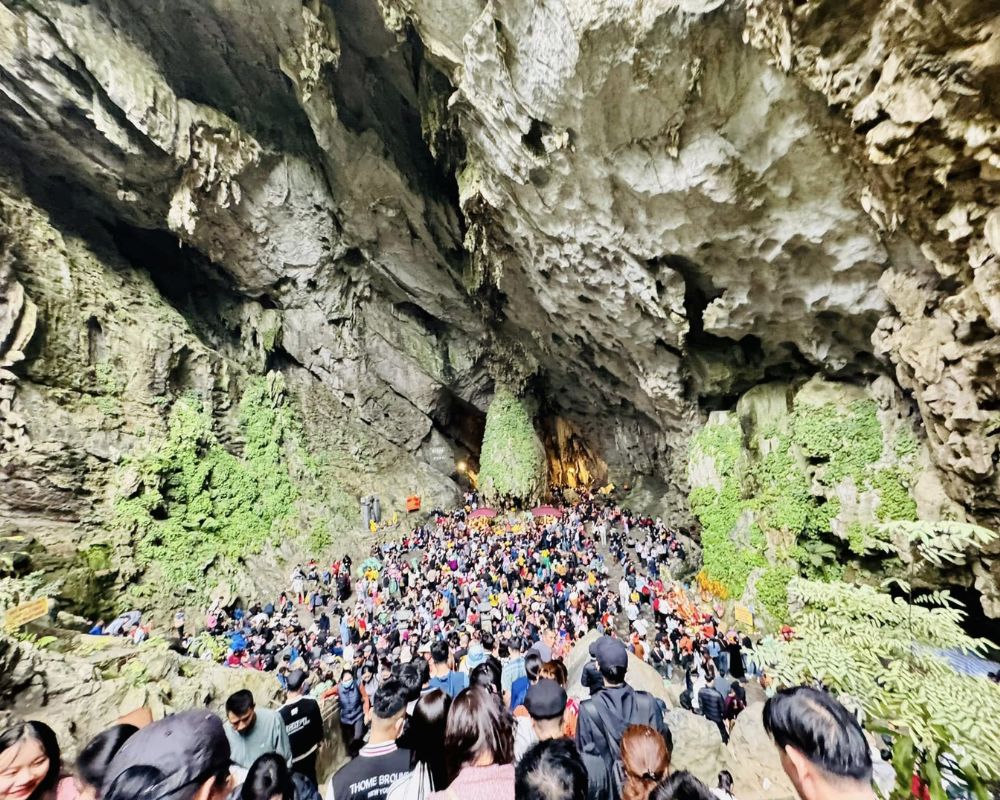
595, 637, 628, 670
524, 679, 567, 720
103, 710, 231, 800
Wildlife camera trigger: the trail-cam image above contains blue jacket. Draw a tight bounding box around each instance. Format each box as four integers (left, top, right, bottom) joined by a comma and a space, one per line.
339, 681, 364, 725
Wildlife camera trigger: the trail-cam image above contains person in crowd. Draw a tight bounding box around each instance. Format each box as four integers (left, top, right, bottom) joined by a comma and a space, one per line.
427, 641, 468, 698
722, 683, 746, 734
241, 754, 320, 800
580, 642, 604, 697
278, 670, 325, 785
331, 680, 411, 800
510, 651, 542, 712
432, 687, 514, 800
470, 661, 503, 697
530, 630, 556, 663
710, 771, 736, 800
650, 772, 714, 800
514, 739, 588, 800
576, 637, 671, 765
101, 711, 234, 800
537, 661, 578, 738
620, 725, 670, 800
0, 721, 69, 800
500, 638, 526, 707
388, 690, 451, 800
461, 643, 488, 674
514, 680, 608, 800
762, 686, 876, 800
72, 725, 138, 800
335, 670, 367, 759
696, 669, 727, 744
224, 690, 292, 770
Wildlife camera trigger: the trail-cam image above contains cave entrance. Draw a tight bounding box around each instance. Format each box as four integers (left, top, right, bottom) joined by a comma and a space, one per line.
430, 389, 486, 489
540, 416, 608, 490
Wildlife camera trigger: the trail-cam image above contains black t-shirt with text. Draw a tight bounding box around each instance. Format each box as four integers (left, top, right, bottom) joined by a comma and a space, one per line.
331, 743, 411, 800
279, 697, 325, 761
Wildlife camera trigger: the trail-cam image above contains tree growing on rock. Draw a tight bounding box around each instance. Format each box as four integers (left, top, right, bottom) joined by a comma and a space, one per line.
477, 386, 547, 507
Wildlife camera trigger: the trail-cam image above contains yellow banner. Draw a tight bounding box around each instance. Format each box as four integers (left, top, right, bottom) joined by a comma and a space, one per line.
4, 597, 50, 630
734, 604, 754, 628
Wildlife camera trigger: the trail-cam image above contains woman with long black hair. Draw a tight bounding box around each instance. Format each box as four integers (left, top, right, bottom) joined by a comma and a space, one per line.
388, 690, 452, 800
0, 722, 65, 800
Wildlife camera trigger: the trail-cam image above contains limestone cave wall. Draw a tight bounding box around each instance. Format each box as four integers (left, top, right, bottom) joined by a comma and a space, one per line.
1, 0, 999, 613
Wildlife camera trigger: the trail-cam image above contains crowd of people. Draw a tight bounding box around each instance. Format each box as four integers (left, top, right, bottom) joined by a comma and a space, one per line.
2, 487, 886, 800
0, 683, 879, 800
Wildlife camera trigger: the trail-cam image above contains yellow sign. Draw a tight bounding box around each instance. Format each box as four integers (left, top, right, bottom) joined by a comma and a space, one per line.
4, 597, 50, 630
734, 604, 754, 629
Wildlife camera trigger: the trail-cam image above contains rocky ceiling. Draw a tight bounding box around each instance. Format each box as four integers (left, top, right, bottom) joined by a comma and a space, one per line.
1, 0, 999, 527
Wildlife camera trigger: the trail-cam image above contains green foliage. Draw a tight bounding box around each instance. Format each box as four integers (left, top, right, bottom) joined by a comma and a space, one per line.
872, 521, 999, 571
119, 658, 150, 687
793, 400, 882, 486
115, 375, 299, 593
755, 564, 794, 620
307, 518, 333, 552
185, 631, 228, 661
688, 393, 922, 622
754, 577, 1000, 791
477, 386, 546, 506
846, 521, 869, 556
94, 362, 123, 416
893, 428, 919, 461
871, 468, 918, 522
688, 419, 766, 599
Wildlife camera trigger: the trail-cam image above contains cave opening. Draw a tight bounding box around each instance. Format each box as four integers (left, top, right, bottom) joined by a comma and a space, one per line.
539, 415, 609, 490
429, 388, 486, 484
86, 315, 106, 366
107, 221, 230, 313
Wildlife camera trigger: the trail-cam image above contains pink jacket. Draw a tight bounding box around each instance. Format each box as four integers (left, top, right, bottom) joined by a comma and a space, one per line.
429, 764, 515, 800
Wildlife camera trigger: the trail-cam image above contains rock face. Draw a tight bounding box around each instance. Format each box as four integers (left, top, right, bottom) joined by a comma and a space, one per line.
0, 0, 998, 613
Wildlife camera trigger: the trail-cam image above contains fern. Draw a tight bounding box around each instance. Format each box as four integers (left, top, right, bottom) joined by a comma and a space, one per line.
754, 577, 1000, 793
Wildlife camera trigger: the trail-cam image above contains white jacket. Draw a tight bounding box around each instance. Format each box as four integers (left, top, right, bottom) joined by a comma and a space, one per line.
387, 763, 433, 800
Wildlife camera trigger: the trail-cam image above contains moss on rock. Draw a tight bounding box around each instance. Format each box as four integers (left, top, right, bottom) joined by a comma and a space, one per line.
111, 371, 355, 601
477, 386, 547, 506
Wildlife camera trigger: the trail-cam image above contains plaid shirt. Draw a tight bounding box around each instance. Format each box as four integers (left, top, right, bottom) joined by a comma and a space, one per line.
501, 655, 526, 695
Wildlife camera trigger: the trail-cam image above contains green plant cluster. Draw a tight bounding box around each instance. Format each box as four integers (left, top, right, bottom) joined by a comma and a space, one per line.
688, 419, 766, 600
115, 377, 300, 592
688, 395, 920, 622
477, 386, 547, 506
755, 574, 1000, 794
754, 564, 795, 621
94, 362, 123, 416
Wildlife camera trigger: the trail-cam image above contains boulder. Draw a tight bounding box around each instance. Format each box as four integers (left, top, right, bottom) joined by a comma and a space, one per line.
726, 703, 797, 800
566, 630, 670, 705
664, 708, 728, 785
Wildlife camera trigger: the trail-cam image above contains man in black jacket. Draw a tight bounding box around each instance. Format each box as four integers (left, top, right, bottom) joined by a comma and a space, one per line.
698, 674, 728, 743
576, 637, 671, 765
